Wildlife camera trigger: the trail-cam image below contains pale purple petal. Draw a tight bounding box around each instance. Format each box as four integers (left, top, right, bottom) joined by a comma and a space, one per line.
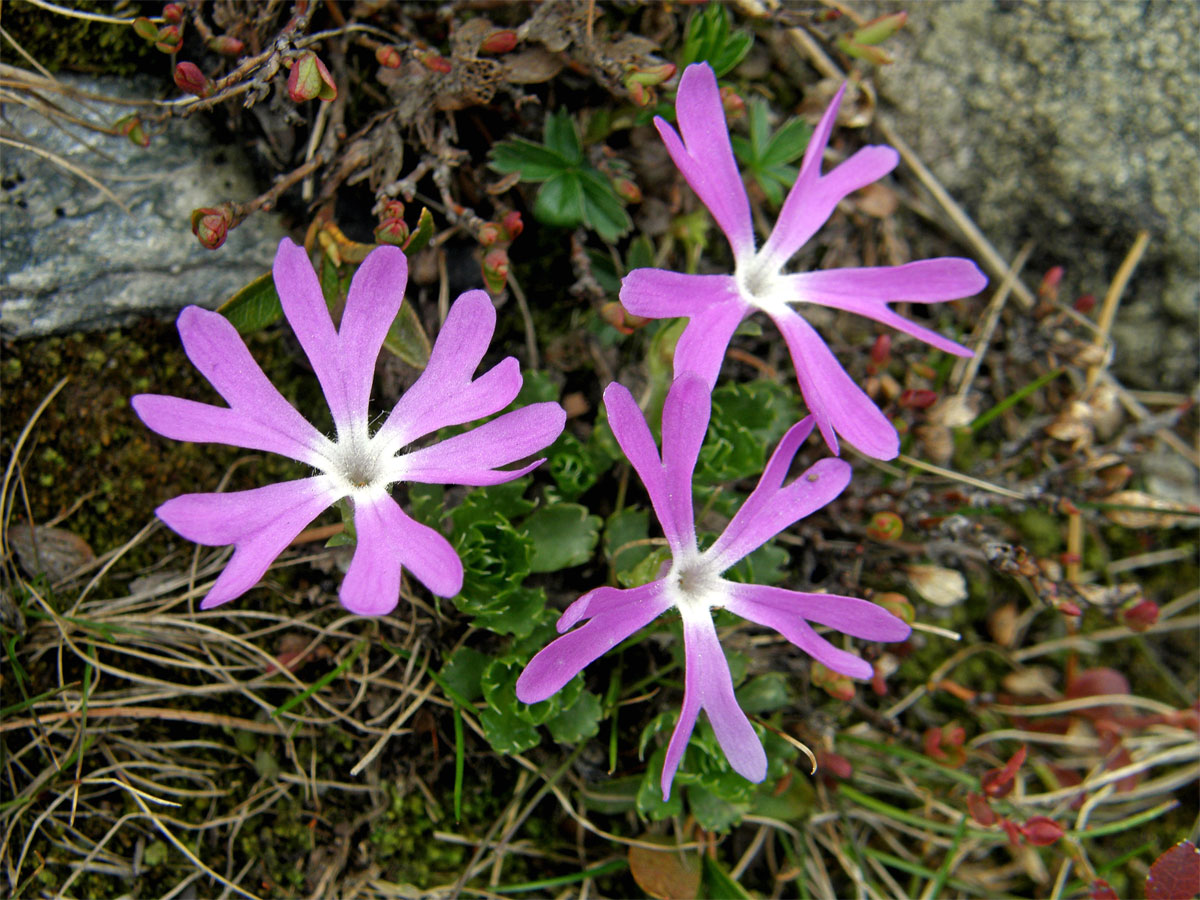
619, 269, 734, 319
771, 307, 899, 460
708, 457, 851, 571
790, 259, 986, 356
724, 589, 875, 680
516, 581, 672, 703
602, 383, 678, 546
156, 477, 338, 609
377, 290, 522, 448
273, 238, 355, 427
655, 63, 756, 261
663, 613, 766, 799
727, 583, 912, 642
660, 375, 712, 551
341, 493, 461, 613
671, 295, 751, 390
338, 245, 408, 420
399, 402, 565, 486
760, 84, 899, 266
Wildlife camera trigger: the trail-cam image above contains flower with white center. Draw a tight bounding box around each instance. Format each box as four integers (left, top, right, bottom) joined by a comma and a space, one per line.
515, 374, 910, 799
620, 63, 988, 460
133, 237, 565, 615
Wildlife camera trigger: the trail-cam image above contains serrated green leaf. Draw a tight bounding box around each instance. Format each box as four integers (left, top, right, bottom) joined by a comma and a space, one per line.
524, 504, 600, 572
543, 110, 583, 164
534, 171, 587, 228
681, 2, 753, 78
687, 781, 750, 831
547, 431, 601, 500
381, 299, 431, 369
578, 168, 632, 242
736, 671, 791, 714
479, 706, 540, 755
619, 545, 671, 588
636, 746, 683, 820
450, 480, 535, 531
489, 137, 572, 181
406, 483, 445, 529
440, 646, 490, 702
474, 587, 546, 637
218, 271, 281, 334
546, 690, 602, 743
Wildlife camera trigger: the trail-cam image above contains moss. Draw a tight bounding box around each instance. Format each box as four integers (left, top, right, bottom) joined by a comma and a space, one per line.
3, 0, 157, 76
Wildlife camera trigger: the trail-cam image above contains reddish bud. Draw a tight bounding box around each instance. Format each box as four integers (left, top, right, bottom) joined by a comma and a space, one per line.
173, 62, 214, 98
154, 25, 182, 53
599, 302, 650, 335
288, 52, 337, 102
869, 333, 891, 366
1000, 818, 1022, 847
208, 35, 245, 57
482, 248, 510, 294
162, 3, 183, 24
379, 199, 406, 220
626, 62, 676, 87
923, 724, 966, 767
1038, 265, 1065, 302
815, 9, 842, 22
811, 661, 856, 701
982, 744, 1027, 798
478, 29, 518, 55
874, 592, 914, 625
613, 177, 642, 204
1119, 598, 1159, 632
478, 223, 503, 247
1089, 881, 1119, 900
375, 45, 403, 68
501, 210, 523, 240
627, 81, 650, 107
817, 751, 853, 781
114, 114, 150, 147
420, 51, 452, 74
866, 511, 903, 542
899, 389, 938, 409
966, 792, 997, 826
373, 219, 410, 247
1019, 816, 1065, 846
1073, 293, 1097, 313
132, 17, 160, 42
191, 206, 231, 250
719, 85, 745, 117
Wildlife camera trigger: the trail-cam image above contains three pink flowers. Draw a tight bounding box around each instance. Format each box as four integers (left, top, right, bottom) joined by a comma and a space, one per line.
136, 62, 985, 797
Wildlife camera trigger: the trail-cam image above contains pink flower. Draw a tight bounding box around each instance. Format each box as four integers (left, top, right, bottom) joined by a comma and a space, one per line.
516, 375, 909, 799
133, 238, 564, 615
620, 64, 987, 459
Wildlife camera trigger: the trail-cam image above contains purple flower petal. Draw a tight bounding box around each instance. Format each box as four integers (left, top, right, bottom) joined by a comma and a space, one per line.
662, 612, 766, 799
602, 383, 678, 547
708, 456, 851, 571
761, 84, 899, 266
655, 63, 756, 261
723, 587, 876, 680
157, 477, 338, 609
672, 294, 751, 389
338, 244, 409, 424
660, 375, 713, 551
790, 259, 986, 356
400, 402, 565, 486
516, 581, 672, 703
342, 492, 462, 613
771, 307, 899, 460
727, 583, 912, 642
377, 290, 522, 448
273, 238, 357, 428
619, 269, 734, 319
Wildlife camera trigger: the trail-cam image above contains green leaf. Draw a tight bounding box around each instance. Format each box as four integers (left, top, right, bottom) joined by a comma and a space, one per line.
546, 690, 602, 743
578, 169, 633, 242
547, 431, 601, 500
406, 483, 445, 529
479, 705, 540, 755
701, 854, 754, 899
489, 137, 572, 181
625, 234, 656, 272
440, 646, 490, 702
680, 2, 753, 78
736, 671, 791, 714
761, 118, 813, 167
218, 271, 281, 334
727, 540, 789, 586
543, 110, 583, 164
534, 171, 587, 228
453, 516, 533, 614
524, 503, 602, 572
604, 507, 653, 577
474, 587, 546, 637
618, 545, 671, 589
636, 746, 683, 820
401, 207, 435, 255
381, 299, 431, 369
450, 480, 535, 531
687, 781, 750, 832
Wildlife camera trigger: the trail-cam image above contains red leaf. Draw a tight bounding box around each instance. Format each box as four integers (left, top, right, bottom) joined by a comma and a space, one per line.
1146, 841, 1200, 900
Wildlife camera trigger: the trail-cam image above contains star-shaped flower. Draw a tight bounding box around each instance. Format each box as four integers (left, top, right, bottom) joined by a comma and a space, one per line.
133, 238, 565, 615
620, 63, 988, 460
515, 374, 910, 799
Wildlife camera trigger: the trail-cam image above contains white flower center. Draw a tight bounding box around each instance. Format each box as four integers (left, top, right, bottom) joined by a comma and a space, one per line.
316, 426, 404, 498
734, 250, 790, 316
665, 551, 727, 619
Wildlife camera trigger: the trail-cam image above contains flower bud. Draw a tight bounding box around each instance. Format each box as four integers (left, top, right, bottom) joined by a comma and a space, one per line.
373, 218, 410, 247
162, 3, 183, 24
1089, 880, 1119, 900
478, 29, 518, 55
612, 177, 642, 204
1073, 293, 1097, 313
288, 51, 337, 102
817, 750, 853, 781
1119, 598, 1159, 632
966, 792, 996, 826
482, 248, 509, 294
853, 11, 908, 45
873, 592, 914, 625
478, 223, 503, 247
208, 35, 245, 57
375, 45, 403, 68
719, 85, 745, 117
599, 302, 650, 335
174, 62, 214, 98
922, 724, 966, 766
501, 210, 523, 240
1038, 265, 1065, 302
154, 25, 182, 54
420, 51, 452, 74
982, 744, 1027, 798
133, 17, 159, 42
811, 661, 855, 701
866, 511, 903, 542
115, 114, 150, 147
1019, 816, 1065, 846
835, 38, 893, 65
626, 62, 676, 88
869, 333, 891, 367
378, 200, 405, 221
627, 81, 650, 107
898, 388, 938, 409
191, 206, 231, 250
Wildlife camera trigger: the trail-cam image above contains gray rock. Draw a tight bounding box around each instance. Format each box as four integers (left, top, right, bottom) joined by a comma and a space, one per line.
869, 0, 1199, 390
1, 74, 285, 338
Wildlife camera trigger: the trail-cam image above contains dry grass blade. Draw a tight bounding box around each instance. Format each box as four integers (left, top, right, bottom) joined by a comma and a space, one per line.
0, 137, 130, 215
